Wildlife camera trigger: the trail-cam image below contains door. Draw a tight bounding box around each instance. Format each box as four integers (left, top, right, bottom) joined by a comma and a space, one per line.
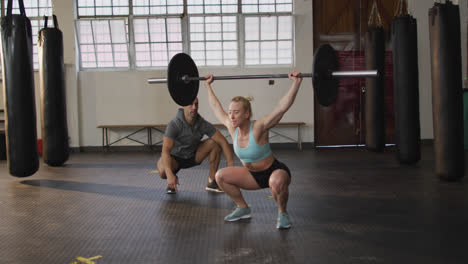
313, 0, 397, 147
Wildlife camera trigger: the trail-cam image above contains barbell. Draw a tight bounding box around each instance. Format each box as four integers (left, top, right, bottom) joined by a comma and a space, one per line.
148, 44, 379, 107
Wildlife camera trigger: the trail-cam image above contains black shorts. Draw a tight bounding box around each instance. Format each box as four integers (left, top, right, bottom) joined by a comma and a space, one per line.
171, 155, 198, 174
249, 159, 291, 189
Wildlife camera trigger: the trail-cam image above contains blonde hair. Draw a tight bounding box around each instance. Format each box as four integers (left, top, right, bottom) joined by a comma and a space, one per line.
231, 96, 253, 119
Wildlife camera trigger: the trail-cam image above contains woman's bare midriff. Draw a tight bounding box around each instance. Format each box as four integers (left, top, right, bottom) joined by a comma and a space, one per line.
242, 154, 275, 171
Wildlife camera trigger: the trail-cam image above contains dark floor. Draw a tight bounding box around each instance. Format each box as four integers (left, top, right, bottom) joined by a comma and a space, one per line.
0, 145, 467, 264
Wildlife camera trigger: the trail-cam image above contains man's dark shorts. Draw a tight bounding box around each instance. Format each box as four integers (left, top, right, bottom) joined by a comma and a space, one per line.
171, 155, 199, 174
249, 159, 291, 189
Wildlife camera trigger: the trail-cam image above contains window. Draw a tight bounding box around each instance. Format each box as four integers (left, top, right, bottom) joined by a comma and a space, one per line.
76, 19, 129, 68
189, 16, 238, 66
2, 0, 53, 70
75, 0, 294, 70
133, 18, 183, 67
245, 16, 293, 65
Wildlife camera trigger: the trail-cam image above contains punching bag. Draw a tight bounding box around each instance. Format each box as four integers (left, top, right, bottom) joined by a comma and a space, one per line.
38, 15, 69, 166
429, 1, 465, 181
392, 15, 421, 164
365, 26, 386, 152
0, 0, 39, 177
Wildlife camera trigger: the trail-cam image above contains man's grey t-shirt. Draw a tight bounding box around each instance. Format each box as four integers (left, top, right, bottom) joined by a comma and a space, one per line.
165, 108, 216, 159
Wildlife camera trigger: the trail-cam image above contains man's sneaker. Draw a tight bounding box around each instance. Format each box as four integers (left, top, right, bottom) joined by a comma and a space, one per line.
206, 180, 224, 193
224, 207, 251, 222
166, 186, 176, 194
276, 212, 291, 229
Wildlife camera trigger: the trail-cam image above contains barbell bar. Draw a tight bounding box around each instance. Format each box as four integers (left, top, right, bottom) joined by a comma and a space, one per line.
148, 71, 378, 84
147, 44, 380, 107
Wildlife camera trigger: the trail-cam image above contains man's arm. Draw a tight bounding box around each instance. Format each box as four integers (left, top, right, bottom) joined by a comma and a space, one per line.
161, 136, 179, 191
210, 130, 234, 167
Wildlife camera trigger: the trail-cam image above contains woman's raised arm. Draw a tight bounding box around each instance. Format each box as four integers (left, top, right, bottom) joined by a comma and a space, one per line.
258, 72, 303, 131
204, 74, 231, 128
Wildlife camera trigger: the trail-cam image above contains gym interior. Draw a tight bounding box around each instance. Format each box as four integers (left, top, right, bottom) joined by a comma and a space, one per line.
0, 0, 467, 263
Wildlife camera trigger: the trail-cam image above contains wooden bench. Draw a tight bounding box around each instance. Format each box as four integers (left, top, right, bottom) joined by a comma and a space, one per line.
97, 124, 167, 150
97, 122, 306, 150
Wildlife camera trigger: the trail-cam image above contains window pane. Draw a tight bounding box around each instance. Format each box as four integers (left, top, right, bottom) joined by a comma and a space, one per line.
244, 17, 259, 41
80, 44, 96, 62
168, 43, 183, 53
167, 18, 182, 42
188, 0, 237, 14
78, 21, 93, 44
242, 0, 293, 13
134, 6, 149, 15
191, 51, 205, 66
189, 16, 237, 66
260, 17, 277, 40
134, 18, 183, 68
96, 44, 114, 67
277, 4, 292, 12
92, 21, 111, 43
113, 44, 129, 67
114, 7, 129, 15
77, 19, 129, 68
223, 41, 237, 65
259, 4, 274, 13
149, 19, 167, 42
151, 43, 168, 67
110, 20, 127, 43
244, 14, 292, 65
278, 40, 292, 64
245, 42, 259, 65
278, 16, 292, 40
133, 0, 183, 15
206, 41, 222, 51
191, 42, 205, 51
77, 0, 129, 16
134, 19, 150, 42
260, 41, 276, 64
135, 43, 151, 67
79, 7, 94, 16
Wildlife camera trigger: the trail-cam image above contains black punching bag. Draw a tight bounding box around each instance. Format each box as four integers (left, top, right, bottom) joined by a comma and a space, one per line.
0, 0, 39, 177
365, 26, 386, 152
429, 1, 465, 181
392, 15, 421, 164
38, 16, 69, 166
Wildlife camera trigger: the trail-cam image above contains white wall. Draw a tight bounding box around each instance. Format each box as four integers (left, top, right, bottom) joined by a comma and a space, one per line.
3, 0, 466, 148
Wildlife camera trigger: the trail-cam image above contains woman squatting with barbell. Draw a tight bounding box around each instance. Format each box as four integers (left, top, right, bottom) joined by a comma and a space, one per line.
204, 72, 302, 229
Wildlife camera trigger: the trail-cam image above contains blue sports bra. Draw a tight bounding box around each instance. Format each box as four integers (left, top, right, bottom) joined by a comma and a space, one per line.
233, 121, 272, 163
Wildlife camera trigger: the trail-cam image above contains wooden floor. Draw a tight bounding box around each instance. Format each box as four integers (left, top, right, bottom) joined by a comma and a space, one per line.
0, 145, 467, 264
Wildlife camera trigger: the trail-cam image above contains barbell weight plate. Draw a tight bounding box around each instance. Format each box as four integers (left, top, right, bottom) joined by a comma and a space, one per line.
167, 53, 199, 106
313, 44, 339, 106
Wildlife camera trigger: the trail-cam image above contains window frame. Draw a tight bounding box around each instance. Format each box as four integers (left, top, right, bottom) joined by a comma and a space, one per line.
76, 18, 131, 69
75, 0, 295, 71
